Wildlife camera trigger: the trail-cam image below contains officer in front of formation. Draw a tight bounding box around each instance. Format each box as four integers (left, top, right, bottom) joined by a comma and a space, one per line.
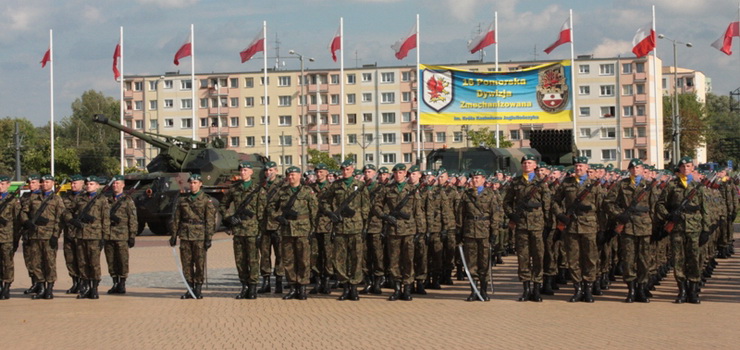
105, 175, 138, 295
0, 175, 21, 300
169, 174, 218, 299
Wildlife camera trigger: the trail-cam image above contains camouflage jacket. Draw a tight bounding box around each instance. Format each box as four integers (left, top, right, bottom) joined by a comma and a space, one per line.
0, 192, 21, 243
172, 191, 218, 241
364, 180, 386, 234
503, 174, 551, 231
108, 193, 138, 241
62, 191, 84, 239
72, 192, 111, 240
374, 182, 426, 237
262, 177, 285, 231
270, 185, 317, 238
21, 191, 71, 240
458, 187, 500, 239
655, 178, 709, 233
219, 180, 266, 237
322, 178, 370, 235
310, 180, 334, 233
421, 185, 456, 234
552, 177, 604, 234
605, 178, 655, 236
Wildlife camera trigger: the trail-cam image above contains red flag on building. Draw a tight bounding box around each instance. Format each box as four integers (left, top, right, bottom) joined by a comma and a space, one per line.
41, 48, 51, 68
113, 43, 121, 80
240, 28, 265, 63
330, 25, 341, 62
468, 22, 495, 54
392, 24, 417, 60
544, 17, 571, 54
173, 35, 192, 65
711, 22, 740, 55
632, 22, 656, 57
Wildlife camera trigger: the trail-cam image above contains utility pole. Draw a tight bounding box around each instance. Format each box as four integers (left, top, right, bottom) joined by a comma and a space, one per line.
14, 122, 22, 180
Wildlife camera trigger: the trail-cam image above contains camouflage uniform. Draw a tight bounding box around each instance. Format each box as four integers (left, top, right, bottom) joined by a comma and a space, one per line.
543, 178, 562, 287
171, 191, 217, 287
458, 184, 499, 301
309, 180, 334, 292
0, 190, 21, 299
72, 189, 111, 298
61, 189, 83, 292
441, 185, 460, 283
421, 183, 456, 289
716, 178, 737, 257
364, 180, 386, 286
259, 177, 285, 289
20, 190, 39, 288
105, 191, 138, 293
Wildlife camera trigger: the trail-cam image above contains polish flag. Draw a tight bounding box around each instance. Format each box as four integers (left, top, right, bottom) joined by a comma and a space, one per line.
468, 22, 495, 54
330, 25, 341, 62
711, 22, 740, 55
240, 28, 265, 63
113, 43, 121, 80
544, 17, 571, 54
392, 24, 417, 60
632, 23, 656, 57
40, 48, 51, 68
173, 36, 192, 65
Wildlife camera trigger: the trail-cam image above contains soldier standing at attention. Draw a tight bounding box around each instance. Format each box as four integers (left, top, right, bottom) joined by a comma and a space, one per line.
553, 157, 604, 303
20, 175, 41, 295
504, 155, 551, 302
272, 166, 317, 300
437, 168, 459, 286
458, 169, 499, 302
0, 175, 21, 300
360, 164, 385, 295
169, 174, 217, 299
21, 175, 70, 300
323, 160, 369, 301
220, 162, 266, 299
421, 170, 456, 291
309, 163, 334, 295
62, 175, 85, 294
105, 175, 138, 294
258, 161, 284, 294
406, 165, 430, 295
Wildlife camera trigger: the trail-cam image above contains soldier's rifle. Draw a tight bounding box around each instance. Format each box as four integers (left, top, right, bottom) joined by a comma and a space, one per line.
381, 180, 429, 226
0, 185, 23, 226
69, 178, 116, 230
223, 183, 263, 227
324, 181, 367, 224
276, 184, 303, 226
109, 181, 141, 226
507, 175, 547, 230
555, 177, 600, 232
20, 189, 59, 241
661, 180, 702, 235
613, 179, 659, 234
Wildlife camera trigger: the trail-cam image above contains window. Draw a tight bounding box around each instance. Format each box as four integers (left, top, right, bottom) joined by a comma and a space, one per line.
579, 86, 590, 95
424, 132, 433, 143
362, 93, 372, 102
381, 92, 395, 103
363, 113, 373, 123
453, 132, 463, 142
402, 132, 412, 143
164, 80, 173, 89
331, 114, 339, 124
578, 64, 590, 74
278, 115, 292, 126
200, 79, 210, 88
181, 118, 192, 129
382, 112, 396, 124
402, 92, 412, 102
580, 149, 592, 159
599, 64, 615, 75
579, 128, 590, 138
510, 130, 520, 140
381, 72, 395, 83
125, 139, 133, 149
135, 120, 144, 129
365, 154, 374, 163
402, 71, 412, 82
347, 74, 356, 84
347, 114, 357, 125
625, 149, 635, 159
623, 127, 634, 138
229, 78, 238, 88
638, 149, 647, 159
600, 127, 616, 139
229, 117, 239, 127
278, 76, 291, 87
347, 134, 357, 144
245, 97, 254, 107
149, 120, 158, 129
362, 73, 372, 82
230, 137, 239, 147
246, 136, 255, 147
259, 77, 269, 86
522, 129, 531, 140
364, 134, 374, 144
402, 112, 411, 122
200, 98, 208, 108
244, 77, 254, 88
662, 78, 667, 89
260, 96, 270, 105
261, 136, 271, 144
436, 132, 446, 143
331, 94, 339, 105
260, 116, 270, 125
600, 85, 615, 96
403, 153, 413, 163
347, 94, 356, 104
382, 133, 396, 144
331, 134, 340, 144
245, 117, 255, 127
279, 135, 292, 146
163, 118, 174, 128
636, 84, 645, 94
622, 84, 633, 96
637, 126, 647, 137
278, 96, 291, 107
164, 99, 174, 108
601, 106, 616, 118
180, 79, 192, 90
579, 107, 590, 117
601, 149, 617, 161
134, 101, 143, 110
148, 81, 158, 91
635, 62, 645, 73
382, 153, 396, 164
636, 105, 646, 116
180, 99, 192, 109
279, 155, 293, 165
622, 63, 632, 74
623, 106, 634, 116
133, 82, 143, 91
330, 74, 339, 84
230, 97, 238, 108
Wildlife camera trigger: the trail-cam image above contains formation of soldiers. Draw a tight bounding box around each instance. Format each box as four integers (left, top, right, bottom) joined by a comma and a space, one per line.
0, 154, 736, 304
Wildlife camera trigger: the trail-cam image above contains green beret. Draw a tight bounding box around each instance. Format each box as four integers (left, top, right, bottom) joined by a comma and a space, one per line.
340, 159, 355, 168
113, 175, 125, 181
70, 174, 84, 182
265, 161, 277, 169
378, 167, 389, 174
537, 161, 548, 168
392, 163, 407, 172
408, 165, 421, 173
286, 166, 301, 174
353, 169, 362, 176
27, 174, 40, 182
422, 170, 434, 176
0, 175, 10, 182
573, 156, 589, 165
85, 176, 99, 183
238, 162, 252, 169
677, 156, 693, 166
188, 174, 202, 182
303, 170, 315, 176
521, 154, 537, 163
362, 164, 376, 171
470, 169, 486, 176
437, 167, 448, 175
314, 163, 328, 171
605, 164, 614, 171
553, 166, 565, 171
628, 158, 644, 169
41, 174, 55, 182
591, 164, 604, 170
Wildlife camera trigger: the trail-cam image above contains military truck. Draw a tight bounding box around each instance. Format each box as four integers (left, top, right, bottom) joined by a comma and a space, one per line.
93, 114, 268, 235
426, 147, 542, 174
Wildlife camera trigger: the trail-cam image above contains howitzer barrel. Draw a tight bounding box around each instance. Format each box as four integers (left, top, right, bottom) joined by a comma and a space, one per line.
93, 114, 171, 150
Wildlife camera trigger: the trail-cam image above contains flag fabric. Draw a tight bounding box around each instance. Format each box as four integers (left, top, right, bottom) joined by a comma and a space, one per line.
711, 22, 740, 55
240, 28, 265, 63
113, 43, 121, 80
41, 48, 51, 68
631, 22, 656, 57
330, 25, 341, 62
173, 36, 192, 65
468, 22, 495, 54
544, 17, 571, 54
391, 24, 417, 60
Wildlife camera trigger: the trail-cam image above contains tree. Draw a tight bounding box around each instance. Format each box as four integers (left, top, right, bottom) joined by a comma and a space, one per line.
663, 93, 707, 162
0, 118, 42, 177
705, 93, 740, 165
466, 127, 514, 148
306, 149, 355, 170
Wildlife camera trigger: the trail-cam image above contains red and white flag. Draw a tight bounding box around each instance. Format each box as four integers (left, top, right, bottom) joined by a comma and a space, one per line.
329, 25, 341, 62
240, 28, 265, 63
468, 21, 495, 54
113, 43, 121, 80
711, 22, 740, 55
544, 17, 571, 54
40, 48, 51, 68
173, 35, 192, 65
392, 24, 417, 60
632, 22, 656, 57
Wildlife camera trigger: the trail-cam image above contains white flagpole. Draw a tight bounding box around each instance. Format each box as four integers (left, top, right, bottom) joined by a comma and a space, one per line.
263, 21, 269, 158
49, 29, 55, 176
119, 26, 125, 175
569, 9, 578, 150
495, 11, 500, 148
651, 5, 660, 168
416, 14, 422, 168
190, 24, 196, 145
340, 17, 345, 161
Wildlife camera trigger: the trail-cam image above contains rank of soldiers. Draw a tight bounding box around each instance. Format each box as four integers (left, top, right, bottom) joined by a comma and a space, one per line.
0, 155, 736, 304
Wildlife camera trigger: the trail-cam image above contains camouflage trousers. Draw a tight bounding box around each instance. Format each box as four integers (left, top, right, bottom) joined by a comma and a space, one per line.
671, 231, 701, 283
515, 229, 544, 283
104, 240, 129, 278
462, 237, 491, 283
260, 230, 283, 277
63, 236, 80, 278
28, 239, 57, 283
281, 236, 310, 285
77, 239, 102, 281
310, 232, 333, 277
619, 234, 651, 283
542, 229, 559, 276
333, 234, 364, 284
597, 234, 616, 276
427, 232, 444, 276
233, 236, 259, 284
180, 239, 206, 284
716, 216, 731, 249
0, 242, 14, 283
413, 234, 428, 281
364, 233, 384, 277
564, 231, 598, 283
23, 240, 33, 279
387, 235, 415, 285
442, 231, 456, 272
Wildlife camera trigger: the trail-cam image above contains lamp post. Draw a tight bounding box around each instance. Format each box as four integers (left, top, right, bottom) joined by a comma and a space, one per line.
289, 50, 315, 168
658, 34, 692, 165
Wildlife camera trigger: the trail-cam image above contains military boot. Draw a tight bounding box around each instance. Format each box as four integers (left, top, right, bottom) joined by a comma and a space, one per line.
43, 283, 54, 299
441, 269, 454, 285
192, 283, 202, 299
541, 276, 555, 295
592, 277, 603, 296
235, 284, 249, 299
337, 284, 350, 301
89, 280, 100, 299
635, 283, 650, 303
320, 276, 332, 295
688, 282, 701, 304
107, 277, 120, 294
600, 274, 610, 290
246, 284, 258, 299
0, 282, 10, 300
644, 281, 653, 298
78, 279, 91, 299
282, 284, 298, 300
530, 283, 543, 302
388, 281, 401, 301
583, 282, 594, 303
24, 280, 40, 295
518, 281, 531, 302
360, 275, 373, 294
465, 284, 478, 302
415, 280, 427, 295
400, 283, 413, 301
624, 281, 635, 303
349, 284, 360, 301
66, 277, 79, 294
257, 276, 271, 294
496, 253, 504, 265
674, 282, 687, 304
117, 278, 127, 294
568, 282, 583, 302
556, 268, 568, 284
31, 282, 46, 300
274, 276, 284, 294
297, 285, 308, 300
550, 275, 560, 291
456, 265, 465, 281
372, 275, 383, 295
180, 282, 194, 299
430, 274, 442, 290
479, 280, 490, 301
309, 280, 321, 295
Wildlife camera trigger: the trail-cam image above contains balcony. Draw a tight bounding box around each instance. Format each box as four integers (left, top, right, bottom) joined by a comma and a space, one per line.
308, 84, 329, 93
634, 115, 648, 125
124, 109, 133, 118
123, 90, 134, 99
307, 105, 329, 113
633, 72, 647, 81
634, 93, 647, 104
635, 137, 648, 147
208, 106, 229, 116
208, 86, 228, 96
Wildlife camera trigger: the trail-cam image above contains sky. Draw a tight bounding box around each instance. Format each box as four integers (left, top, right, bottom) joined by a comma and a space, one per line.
1, 0, 739, 126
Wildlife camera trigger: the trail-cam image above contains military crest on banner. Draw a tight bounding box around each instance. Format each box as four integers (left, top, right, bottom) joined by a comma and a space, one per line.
423, 69, 453, 112
536, 64, 569, 113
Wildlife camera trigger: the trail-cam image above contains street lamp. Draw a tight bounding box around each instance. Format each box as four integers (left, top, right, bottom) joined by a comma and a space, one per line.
289, 50, 315, 168
658, 34, 692, 166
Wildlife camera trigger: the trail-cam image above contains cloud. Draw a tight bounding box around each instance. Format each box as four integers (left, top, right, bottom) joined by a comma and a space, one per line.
81, 5, 104, 23
592, 39, 633, 58
135, 0, 198, 8
3, 5, 42, 31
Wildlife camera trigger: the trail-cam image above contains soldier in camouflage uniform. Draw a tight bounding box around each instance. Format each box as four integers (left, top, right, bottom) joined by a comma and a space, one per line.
20, 174, 41, 295
0, 175, 21, 300
21, 175, 71, 300
716, 167, 737, 259
61, 174, 85, 294
322, 160, 370, 301
421, 170, 456, 291
375, 163, 426, 301
405, 165, 431, 295
361, 164, 386, 295
258, 161, 285, 294
169, 174, 217, 299
105, 175, 138, 295
504, 155, 551, 302
271, 166, 317, 300
220, 162, 266, 299
553, 157, 605, 303
309, 163, 334, 295
437, 169, 459, 285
